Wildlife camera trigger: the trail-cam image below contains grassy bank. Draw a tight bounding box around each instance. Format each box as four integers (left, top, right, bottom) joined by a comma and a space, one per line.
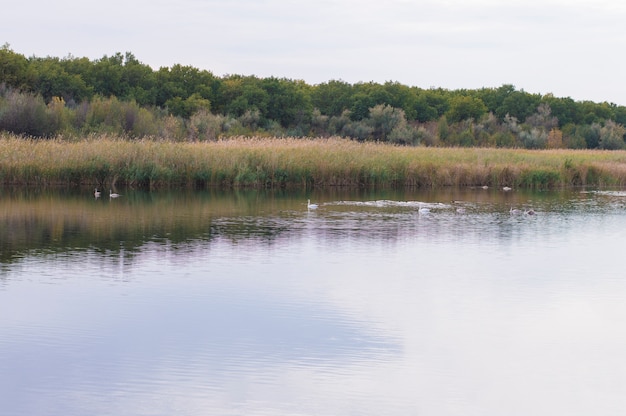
2, 133, 626, 189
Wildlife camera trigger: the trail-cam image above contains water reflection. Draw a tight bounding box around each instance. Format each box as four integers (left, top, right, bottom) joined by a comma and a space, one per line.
0, 186, 599, 266
2, 187, 626, 415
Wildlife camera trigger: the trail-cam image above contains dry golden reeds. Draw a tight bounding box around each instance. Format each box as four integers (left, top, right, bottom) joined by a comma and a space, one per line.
2, 133, 626, 188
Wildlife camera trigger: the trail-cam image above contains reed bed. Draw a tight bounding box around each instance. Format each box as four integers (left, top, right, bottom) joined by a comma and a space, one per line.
2, 133, 626, 189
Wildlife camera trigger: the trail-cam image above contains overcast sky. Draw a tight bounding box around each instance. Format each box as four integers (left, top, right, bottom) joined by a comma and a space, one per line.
5, 0, 626, 104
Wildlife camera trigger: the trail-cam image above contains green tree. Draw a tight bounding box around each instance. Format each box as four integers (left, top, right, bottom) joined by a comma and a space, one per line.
613, 105, 626, 125
0, 44, 29, 89
155, 64, 218, 110
311, 80, 353, 117
383, 81, 417, 119
165, 93, 211, 118
525, 103, 558, 131
446, 95, 487, 122
476, 84, 515, 116
90, 53, 127, 97
218, 75, 269, 117
261, 77, 312, 127
423, 89, 450, 119
348, 82, 395, 121
540, 94, 581, 126
497, 90, 541, 121
28, 57, 90, 102
120, 52, 157, 106
579, 101, 614, 124
579, 123, 602, 149
409, 89, 439, 122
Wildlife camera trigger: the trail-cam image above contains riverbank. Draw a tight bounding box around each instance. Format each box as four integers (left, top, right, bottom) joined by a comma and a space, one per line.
2, 133, 626, 188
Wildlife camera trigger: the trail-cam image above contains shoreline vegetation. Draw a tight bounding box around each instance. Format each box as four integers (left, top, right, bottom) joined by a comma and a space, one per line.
2, 134, 626, 189
2, 45, 626, 151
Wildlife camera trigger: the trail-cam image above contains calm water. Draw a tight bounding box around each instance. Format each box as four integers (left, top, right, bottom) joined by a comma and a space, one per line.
1, 187, 626, 416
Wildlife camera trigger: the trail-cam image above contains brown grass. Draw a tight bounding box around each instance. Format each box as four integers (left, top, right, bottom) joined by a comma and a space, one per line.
2, 133, 626, 188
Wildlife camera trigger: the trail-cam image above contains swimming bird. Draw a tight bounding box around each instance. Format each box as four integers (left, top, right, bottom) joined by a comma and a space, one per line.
525, 208, 536, 215
307, 199, 318, 209
451, 200, 466, 213
503, 186, 512, 191
109, 189, 121, 198
94, 188, 101, 198
419, 205, 431, 214
510, 206, 522, 215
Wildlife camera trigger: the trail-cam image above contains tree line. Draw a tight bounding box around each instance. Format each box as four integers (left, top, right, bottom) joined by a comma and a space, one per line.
1, 43, 626, 149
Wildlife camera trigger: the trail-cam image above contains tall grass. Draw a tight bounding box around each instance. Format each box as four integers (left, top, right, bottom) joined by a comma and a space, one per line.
2, 133, 626, 188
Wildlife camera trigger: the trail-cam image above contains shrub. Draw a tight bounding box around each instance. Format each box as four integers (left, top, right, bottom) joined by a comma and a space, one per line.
188, 110, 227, 141
367, 104, 407, 141
0, 89, 52, 136
599, 120, 626, 150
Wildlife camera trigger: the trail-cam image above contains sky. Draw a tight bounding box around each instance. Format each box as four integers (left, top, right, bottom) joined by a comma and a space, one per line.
5, 0, 626, 105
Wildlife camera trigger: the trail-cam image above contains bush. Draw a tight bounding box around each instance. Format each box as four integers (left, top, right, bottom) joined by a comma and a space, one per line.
367, 104, 407, 141
599, 120, 626, 150
188, 110, 229, 141
388, 124, 419, 145
0, 89, 53, 136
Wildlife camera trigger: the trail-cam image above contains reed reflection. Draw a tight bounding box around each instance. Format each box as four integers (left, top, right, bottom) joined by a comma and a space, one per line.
0, 186, 611, 268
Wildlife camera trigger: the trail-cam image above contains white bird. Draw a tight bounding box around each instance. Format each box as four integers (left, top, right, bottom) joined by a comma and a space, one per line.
510, 206, 521, 215
307, 199, 318, 209
451, 200, 466, 213
503, 186, 512, 191
109, 189, 121, 198
94, 188, 101, 198
419, 205, 431, 214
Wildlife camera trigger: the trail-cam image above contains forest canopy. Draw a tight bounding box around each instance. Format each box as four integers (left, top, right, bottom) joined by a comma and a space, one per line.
1, 43, 626, 149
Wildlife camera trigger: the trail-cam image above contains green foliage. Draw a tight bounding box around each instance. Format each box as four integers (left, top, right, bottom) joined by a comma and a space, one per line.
0, 44, 29, 89
579, 123, 602, 149
0, 89, 55, 136
540, 94, 580, 126
2, 47, 626, 149
188, 110, 231, 141
342, 119, 373, 141
519, 128, 547, 149
446, 95, 488, 123
437, 116, 449, 142
411, 93, 439, 122
599, 120, 626, 150
499, 90, 542, 121
388, 124, 420, 145
29, 57, 91, 102
218, 75, 269, 118
261, 77, 312, 127
166, 93, 211, 118
367, 104, 407, 141
519, 169, 561, 188
310, 80, 353, 117
494, 131, 516, 148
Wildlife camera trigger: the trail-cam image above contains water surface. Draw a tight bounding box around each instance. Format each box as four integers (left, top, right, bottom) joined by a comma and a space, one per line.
1, 187, 625, 416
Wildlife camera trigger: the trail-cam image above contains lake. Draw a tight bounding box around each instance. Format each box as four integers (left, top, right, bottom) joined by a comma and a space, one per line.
1, 186, 625, 416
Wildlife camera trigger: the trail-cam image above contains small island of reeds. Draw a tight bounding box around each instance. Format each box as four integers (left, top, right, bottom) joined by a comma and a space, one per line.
2, 133, 626, 189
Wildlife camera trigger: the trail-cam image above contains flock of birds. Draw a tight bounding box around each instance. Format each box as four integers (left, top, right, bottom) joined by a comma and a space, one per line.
96, 186, 534, 215
306, 186, 537, 216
